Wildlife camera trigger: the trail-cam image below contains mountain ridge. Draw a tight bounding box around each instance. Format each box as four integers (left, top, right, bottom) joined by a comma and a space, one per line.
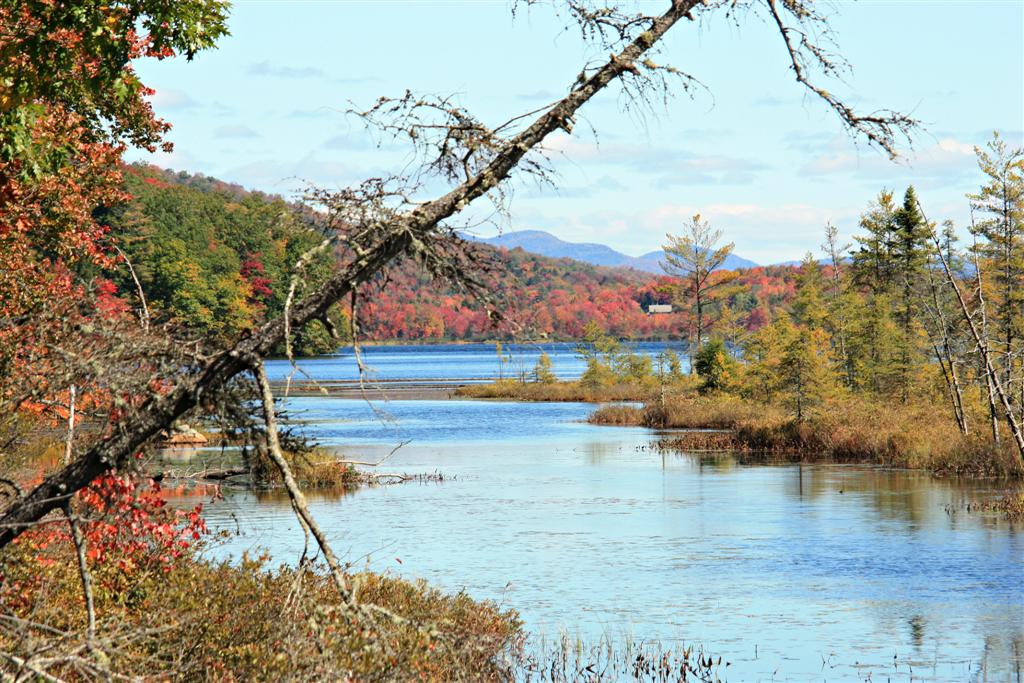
466, 229, 760, 274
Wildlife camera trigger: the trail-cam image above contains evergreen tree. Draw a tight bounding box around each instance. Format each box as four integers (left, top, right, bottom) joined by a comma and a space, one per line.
851, 190, 899, 295
892, 187, 931, 323
662, 214, 737, 361
969, 132, 1024, 392
847, 293, 903, 396
792, 253, 828, 330
780, 327, 837, 422
890, 186, 932, 400
693, 338, 739, 393
532, 352, 557, 384
742, 317, 792, 403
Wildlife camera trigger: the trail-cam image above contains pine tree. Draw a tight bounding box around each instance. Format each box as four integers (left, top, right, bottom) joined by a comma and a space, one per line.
792, 253, 829, 330
780, 327, 837, 422
847, 293, 903, 396
693, 338, 739, 393
969, 132, 1024, 394
890, 186, 932, 401
533, 352, 556, 384
892, 187, 931, 321
662, 214, 737, 362
851, 190, 899, 295
742, 317, 793, 404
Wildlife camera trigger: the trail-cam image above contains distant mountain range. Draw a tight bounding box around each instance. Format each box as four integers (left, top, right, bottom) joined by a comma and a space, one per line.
466, 229, 760, 274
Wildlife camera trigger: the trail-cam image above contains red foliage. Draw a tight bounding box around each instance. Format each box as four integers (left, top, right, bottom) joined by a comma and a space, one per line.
94, 277, 130, 317
241, 253, 274, 303
5, 472, 208, 602
351, 251, 800, 342
75, 473, 207, 572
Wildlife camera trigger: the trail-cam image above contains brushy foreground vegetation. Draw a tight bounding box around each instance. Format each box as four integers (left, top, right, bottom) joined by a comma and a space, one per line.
457, 379, 658, 403
0, 508, 726, 682
0, 536, 522, 681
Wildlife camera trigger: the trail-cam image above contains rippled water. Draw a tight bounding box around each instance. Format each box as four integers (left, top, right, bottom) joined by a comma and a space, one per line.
168, 393, 1024, 682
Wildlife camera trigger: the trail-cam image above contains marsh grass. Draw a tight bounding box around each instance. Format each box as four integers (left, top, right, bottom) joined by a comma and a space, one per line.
456, 380, 658, 403
512, 632, 724, 682
946, 488, 1024, 521
0, 536, 732, 682
0, 540, 521, 681
247, 446, 361, 489
593, 394, 1024, 477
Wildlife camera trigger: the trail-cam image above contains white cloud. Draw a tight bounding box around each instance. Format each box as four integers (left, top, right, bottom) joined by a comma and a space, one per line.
248, 61, 324, 79
541, 132, 768, 186
799, 137, 978, 185
214, 125, 262, 139
148, 88, 197, 111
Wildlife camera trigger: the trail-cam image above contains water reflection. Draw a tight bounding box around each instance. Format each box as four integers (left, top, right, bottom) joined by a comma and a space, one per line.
167, 397, 1022, 682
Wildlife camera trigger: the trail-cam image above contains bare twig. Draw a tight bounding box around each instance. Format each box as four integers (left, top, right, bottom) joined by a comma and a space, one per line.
251, 360, 353, 604
62, 505, 96, 650
764, 0, 918, 158
338, 439, 411, 467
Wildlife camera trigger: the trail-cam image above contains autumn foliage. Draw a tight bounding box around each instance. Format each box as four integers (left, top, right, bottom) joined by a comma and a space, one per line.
104, 166, 807, 347
4, 473, 207, 611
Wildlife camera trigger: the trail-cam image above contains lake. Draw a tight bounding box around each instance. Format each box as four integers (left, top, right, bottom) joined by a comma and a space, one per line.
263, 341, 686, 385
170, 344, 1023, 682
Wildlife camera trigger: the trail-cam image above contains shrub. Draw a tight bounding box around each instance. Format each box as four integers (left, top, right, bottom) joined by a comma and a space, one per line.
692, 339, 739, 393
532, 352, 557, 384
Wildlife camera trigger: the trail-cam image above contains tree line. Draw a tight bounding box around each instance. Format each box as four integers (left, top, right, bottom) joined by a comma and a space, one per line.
102, 166, 810, 346
663, 133, 1024, 447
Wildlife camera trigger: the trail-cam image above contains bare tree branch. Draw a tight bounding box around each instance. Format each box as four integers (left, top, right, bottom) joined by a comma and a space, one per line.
251, 361, 354, 603
765, 0, 918, 158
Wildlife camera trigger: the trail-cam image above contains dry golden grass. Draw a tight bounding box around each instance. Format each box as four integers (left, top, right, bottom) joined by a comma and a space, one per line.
990, 489, 1024, 519
248, 447, 361, 488
592, 394, 1024, 477
455, 379, 657, 403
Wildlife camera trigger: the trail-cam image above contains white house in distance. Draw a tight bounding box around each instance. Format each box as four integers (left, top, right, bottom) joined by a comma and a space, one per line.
646, 304, 673, 314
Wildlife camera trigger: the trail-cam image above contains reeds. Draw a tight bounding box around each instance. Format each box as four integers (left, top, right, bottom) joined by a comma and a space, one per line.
592, 394, 1024, 477
456, 380, 656, 403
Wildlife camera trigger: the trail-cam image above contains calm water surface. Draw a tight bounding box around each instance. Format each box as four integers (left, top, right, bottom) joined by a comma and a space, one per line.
172, 346, 1022, 682
263, 341, 684, 384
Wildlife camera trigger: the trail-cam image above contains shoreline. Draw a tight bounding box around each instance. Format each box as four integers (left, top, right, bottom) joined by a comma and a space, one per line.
268, 378, 477, 400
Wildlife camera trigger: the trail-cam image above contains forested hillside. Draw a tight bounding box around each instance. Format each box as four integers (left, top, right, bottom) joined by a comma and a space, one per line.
102, 165, 798, 347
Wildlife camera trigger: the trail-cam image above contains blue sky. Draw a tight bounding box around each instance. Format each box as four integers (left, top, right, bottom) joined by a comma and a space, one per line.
129, 0, 1024, 265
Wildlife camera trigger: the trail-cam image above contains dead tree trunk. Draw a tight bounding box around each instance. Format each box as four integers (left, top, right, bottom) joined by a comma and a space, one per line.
974, 245, 1002, 443
923, 257, 968, 434
931, 218, 1024, 458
